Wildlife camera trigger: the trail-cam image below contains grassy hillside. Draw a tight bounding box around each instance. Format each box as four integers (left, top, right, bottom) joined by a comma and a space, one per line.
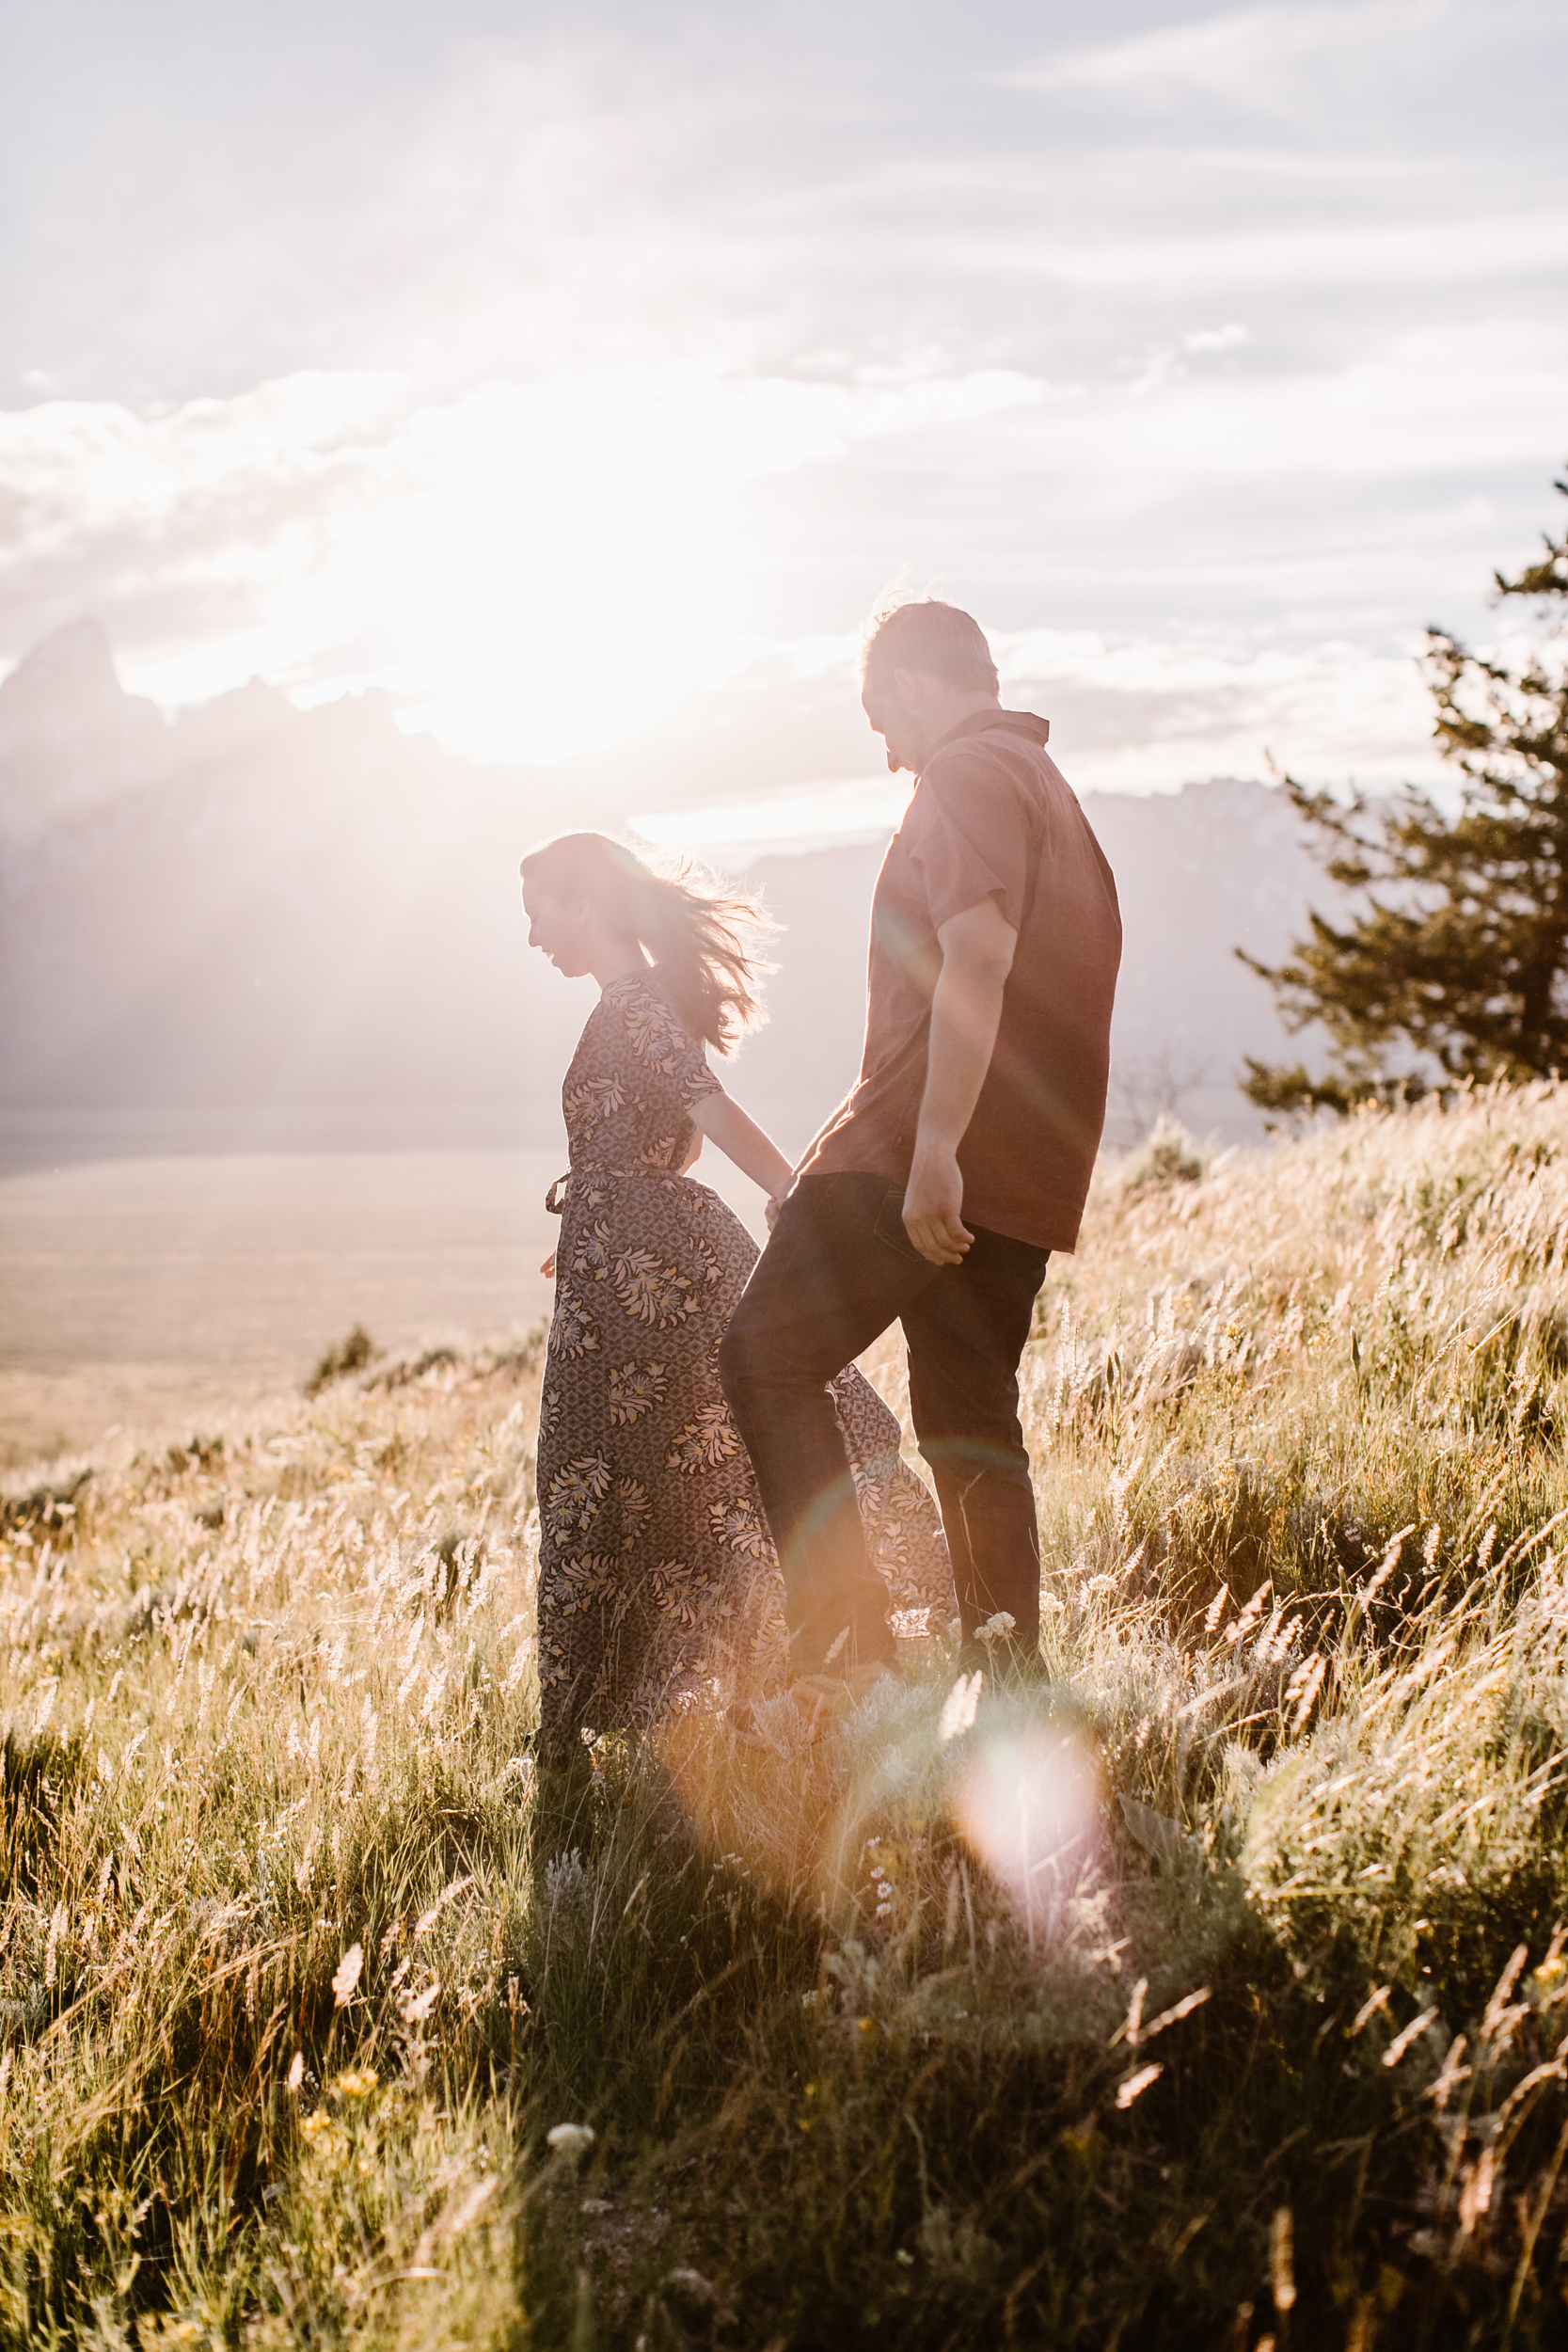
5, 1089, 1568, 2347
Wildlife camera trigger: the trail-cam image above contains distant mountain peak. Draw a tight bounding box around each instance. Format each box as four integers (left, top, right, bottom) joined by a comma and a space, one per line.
0, 618, 166, 846
0, 618, 127, 732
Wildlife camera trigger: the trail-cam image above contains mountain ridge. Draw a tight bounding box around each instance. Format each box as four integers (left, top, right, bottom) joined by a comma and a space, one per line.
1, 622, 1321, 1153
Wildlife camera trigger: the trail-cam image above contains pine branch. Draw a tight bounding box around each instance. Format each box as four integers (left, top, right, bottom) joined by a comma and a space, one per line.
1235, 469, 1568, 1111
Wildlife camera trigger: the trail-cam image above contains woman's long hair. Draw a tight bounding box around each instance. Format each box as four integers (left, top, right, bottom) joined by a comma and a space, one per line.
519, 832, 772, 1054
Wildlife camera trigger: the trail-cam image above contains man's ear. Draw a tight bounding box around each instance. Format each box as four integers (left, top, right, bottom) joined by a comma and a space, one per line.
890, 664, 924, 711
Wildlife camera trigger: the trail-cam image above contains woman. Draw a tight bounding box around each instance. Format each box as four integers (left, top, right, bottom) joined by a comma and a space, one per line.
520, 832, 952, 1764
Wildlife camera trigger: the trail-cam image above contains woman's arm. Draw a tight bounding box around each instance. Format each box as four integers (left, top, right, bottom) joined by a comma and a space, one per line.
690, 1089, 794, 1209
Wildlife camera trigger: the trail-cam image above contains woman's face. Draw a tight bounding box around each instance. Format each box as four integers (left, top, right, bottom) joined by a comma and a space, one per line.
521, 878, 594, 977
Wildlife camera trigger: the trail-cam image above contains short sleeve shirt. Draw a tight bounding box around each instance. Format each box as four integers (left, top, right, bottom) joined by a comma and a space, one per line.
798, 711, 1121, 1252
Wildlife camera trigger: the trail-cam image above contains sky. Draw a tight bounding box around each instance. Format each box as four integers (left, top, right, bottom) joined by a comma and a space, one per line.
1, 0, 1564, 841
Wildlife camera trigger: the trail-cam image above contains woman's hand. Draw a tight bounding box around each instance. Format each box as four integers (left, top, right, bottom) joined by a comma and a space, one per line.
540, 1251, 557, 1278
765, 1189, 789, 1232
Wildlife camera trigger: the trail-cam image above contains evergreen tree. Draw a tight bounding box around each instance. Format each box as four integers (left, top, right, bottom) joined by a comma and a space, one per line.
1242, 475, 1568, 1117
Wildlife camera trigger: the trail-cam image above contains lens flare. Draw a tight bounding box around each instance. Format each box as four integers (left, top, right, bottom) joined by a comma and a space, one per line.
953, 1718, 1102, 1944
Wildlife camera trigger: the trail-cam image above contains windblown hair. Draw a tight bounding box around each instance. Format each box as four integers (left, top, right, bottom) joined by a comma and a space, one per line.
519, 832, 771, 1055
860, 596, 999, 697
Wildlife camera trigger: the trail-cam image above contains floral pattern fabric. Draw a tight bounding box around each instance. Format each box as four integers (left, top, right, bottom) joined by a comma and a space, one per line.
534, 973, 953, 1761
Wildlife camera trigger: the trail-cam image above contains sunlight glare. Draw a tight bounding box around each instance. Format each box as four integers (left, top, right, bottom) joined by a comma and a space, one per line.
309, 375, 743, 762
953, 1720, 1103, 1943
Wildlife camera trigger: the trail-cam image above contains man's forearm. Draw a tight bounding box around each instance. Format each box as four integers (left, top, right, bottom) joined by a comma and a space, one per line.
902, 897, 1017, 1264
914, 964, 1007, 1152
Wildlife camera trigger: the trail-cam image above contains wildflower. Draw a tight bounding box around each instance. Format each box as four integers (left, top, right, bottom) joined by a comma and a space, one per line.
975, 1613, 1016, 1644
331, 1942, 364, 2006
43, 1902, 65, 1988
286, 2052, 304, 2091
1350, 1985, 1390, 2037
415, 1875, 473, 1936
402, 1978, 441, 2025
1459, 2149, 1495, 2234
335, 2067, 378, 2098
1429, 2033, 1470, 2110
1285, 1652, 1326, 1736
546, 2122, 595, 2159
1269, 2207, 1296, 2312
1382, 2007, 1438, 2068
1115, 2063, 1163, 2108
939, 1671, 982, 1742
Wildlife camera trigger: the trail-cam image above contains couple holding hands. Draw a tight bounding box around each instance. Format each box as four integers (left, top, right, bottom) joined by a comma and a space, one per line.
521, 598, 1121, 1766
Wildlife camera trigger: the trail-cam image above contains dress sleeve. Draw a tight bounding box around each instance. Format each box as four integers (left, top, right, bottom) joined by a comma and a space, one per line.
618, 981, 724, 1108
907, 751, 1032, 933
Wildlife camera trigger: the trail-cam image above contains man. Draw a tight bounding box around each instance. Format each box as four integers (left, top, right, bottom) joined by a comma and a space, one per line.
719, 596, 1121, 1694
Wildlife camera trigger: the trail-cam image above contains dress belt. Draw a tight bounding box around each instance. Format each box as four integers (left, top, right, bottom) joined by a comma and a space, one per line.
544, 1164, 693, 1216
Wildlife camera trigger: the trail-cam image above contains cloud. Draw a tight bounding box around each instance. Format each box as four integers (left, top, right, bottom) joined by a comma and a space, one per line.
1001, 3, 1446, 120
1183, 324, 1249, 354
2, 0, 1562, 801
10, 1, 1563, 412
0, 363, 1046, 760
0, 292, 1559, 786
628, 626, 1441, 850
994, 627, 1436, 795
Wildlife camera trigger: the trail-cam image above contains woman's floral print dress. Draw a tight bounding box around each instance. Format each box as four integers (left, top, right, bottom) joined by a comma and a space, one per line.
534, 974, 953, 1761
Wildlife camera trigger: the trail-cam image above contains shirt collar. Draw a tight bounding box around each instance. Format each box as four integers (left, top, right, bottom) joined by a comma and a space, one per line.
930, 707, 1049, 757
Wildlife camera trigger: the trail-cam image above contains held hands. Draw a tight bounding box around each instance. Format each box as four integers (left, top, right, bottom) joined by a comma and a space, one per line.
902, 1141, 973, 1266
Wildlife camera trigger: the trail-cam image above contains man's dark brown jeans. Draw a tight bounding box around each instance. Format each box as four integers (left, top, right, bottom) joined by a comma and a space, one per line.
719, 1170, 1050, 1676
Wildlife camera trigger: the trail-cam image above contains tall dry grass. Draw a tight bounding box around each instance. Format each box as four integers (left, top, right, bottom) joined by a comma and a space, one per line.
4, 1086, 1568, 2345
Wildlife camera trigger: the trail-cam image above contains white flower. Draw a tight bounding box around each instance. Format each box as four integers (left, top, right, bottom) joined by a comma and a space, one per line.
975, 1613, 1016, 1644
546, 2122, 595, 2159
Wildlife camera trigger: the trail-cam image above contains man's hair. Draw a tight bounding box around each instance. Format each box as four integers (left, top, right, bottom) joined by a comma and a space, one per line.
860, 596, 999, 697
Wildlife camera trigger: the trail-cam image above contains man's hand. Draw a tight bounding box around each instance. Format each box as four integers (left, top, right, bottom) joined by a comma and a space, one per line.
903, 1141, 973, 1265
